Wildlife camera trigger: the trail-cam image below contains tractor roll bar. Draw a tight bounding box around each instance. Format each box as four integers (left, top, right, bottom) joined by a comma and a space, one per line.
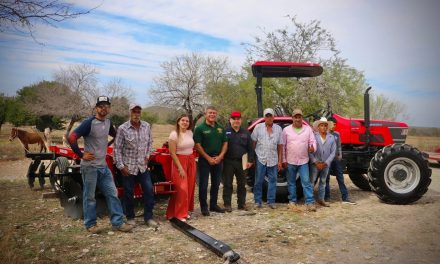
251, 61, 323, 117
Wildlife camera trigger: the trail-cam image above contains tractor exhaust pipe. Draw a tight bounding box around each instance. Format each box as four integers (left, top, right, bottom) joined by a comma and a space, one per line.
364, 87, 372, 147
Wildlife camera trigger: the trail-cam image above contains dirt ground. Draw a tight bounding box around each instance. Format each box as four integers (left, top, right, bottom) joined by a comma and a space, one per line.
0, 158, 439, 264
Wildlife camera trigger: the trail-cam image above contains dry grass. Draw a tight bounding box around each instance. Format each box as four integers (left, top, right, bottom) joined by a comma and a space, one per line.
0, 124, 40, 160
406, 136, 440, 152
151, 124, 174, 149
0, 181, 106, 264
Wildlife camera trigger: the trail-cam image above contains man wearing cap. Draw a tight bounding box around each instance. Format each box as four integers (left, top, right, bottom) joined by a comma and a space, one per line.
325, 117, 356, 205
282, 109, 317, 212
251, 108, 283, 209
194, 106, 228, 216
222, 111, 254, 212
309, 117, 336, 207
113, 103, 158, 227
68, 96, 132, 233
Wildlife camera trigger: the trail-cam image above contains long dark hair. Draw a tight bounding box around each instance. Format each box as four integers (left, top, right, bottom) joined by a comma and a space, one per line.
175, 114, 190, 141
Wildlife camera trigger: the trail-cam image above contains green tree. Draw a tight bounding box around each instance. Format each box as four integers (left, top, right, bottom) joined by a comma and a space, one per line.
0, 93, 8, 131
16, 81, 70, 130
5, 98, 35, 127
206, 68, 257, 122
141, 111, 159, 125
235, 15, 404, 120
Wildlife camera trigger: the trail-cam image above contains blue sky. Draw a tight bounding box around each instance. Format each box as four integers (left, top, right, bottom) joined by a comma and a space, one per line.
0, 0, 439, 127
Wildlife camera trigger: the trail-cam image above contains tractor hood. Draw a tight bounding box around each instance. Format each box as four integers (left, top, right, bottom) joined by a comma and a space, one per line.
252, 61, 323, 78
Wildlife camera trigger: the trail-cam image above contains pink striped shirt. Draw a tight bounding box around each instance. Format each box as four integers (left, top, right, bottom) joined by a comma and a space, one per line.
282, 124, 317, 165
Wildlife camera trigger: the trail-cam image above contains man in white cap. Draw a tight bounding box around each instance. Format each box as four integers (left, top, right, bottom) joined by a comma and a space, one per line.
113, 103, 158, 227
251, 108, 283, 209
309, 117, 336, 207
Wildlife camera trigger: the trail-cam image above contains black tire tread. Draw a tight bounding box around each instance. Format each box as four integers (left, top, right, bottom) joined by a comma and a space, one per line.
348, 172, 371, 191
50, 157, 69, 191
368, 144, 432, 204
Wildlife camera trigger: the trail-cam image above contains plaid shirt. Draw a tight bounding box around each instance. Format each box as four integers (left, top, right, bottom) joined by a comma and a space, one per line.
251, 123, 283, 167
114, 120, 153, 175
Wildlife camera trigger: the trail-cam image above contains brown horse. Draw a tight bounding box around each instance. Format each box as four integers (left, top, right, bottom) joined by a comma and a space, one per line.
9, 127, 47, 153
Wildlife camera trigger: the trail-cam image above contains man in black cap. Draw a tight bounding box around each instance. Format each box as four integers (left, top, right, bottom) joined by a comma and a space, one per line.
68, 96, 133, 233
222, 111, 254, 212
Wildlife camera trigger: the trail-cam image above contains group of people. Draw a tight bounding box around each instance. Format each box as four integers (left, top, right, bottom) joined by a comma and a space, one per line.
256, 107, 356, 213
68, 96, 354, 234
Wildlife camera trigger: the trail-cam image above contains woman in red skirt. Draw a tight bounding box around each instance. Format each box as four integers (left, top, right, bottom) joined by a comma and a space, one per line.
166, 114, 196, 221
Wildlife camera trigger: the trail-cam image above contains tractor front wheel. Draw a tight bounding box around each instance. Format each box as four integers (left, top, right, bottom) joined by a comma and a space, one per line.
368, 144, 432, 204
348, 172, 371, 191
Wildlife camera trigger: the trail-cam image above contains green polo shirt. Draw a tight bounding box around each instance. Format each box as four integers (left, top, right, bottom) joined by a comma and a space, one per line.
193, 121, 228, 156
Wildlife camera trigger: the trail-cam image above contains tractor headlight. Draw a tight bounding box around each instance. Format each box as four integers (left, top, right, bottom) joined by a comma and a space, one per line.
67, 168, 73, 173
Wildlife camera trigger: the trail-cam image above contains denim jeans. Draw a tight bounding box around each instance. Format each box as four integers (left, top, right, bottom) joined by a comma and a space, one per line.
325, 159, 349, 201
198, 157, 222, 210
122, 170, 154, 222
81, 165, 124, 229
254, 160, 277, 204
287, 163, 315, 204
310, 164, 330, 201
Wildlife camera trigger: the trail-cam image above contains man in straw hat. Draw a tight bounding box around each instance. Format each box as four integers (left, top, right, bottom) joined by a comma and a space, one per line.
309, 117, 336, 207
325, 117, 356, 205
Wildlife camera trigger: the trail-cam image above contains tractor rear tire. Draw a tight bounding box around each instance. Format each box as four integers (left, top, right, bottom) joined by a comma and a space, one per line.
368, 144, 432, 204
348, 173, 371, 191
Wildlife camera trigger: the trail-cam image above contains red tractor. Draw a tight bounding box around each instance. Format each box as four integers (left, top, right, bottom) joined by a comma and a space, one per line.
247, 61, 432, 205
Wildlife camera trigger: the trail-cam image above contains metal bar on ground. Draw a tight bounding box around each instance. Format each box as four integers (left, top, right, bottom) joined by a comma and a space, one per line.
169, 218, 241, 263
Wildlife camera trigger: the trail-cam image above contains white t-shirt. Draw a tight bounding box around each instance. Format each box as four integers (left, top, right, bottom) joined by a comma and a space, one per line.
169, 130, 194, 155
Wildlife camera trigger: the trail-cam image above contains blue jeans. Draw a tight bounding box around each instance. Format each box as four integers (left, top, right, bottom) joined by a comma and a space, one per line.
287, 163, 315, 204
81, 165, 124, 229
254, 160, 277, 204
325, 159, 349, 201
122, 170, 154, 222
198, 157, 222, 210
310, 164, 330, 201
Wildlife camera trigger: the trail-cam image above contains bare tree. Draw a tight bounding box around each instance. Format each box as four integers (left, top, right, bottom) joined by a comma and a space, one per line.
0, 0, 96, 42
53, 64, 99, 115
150, 53, 232, 122
370, 93, 409, 121
243, 15, 338, 63
22, 81, 83, 117
101, 78, 133, 118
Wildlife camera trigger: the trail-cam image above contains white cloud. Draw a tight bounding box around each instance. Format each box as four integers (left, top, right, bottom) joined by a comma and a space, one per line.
1, 0, 439, 126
